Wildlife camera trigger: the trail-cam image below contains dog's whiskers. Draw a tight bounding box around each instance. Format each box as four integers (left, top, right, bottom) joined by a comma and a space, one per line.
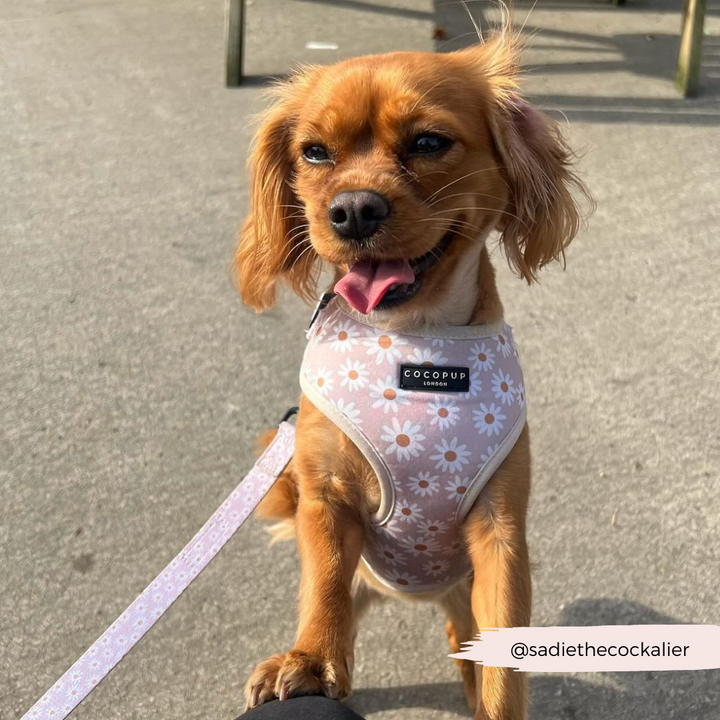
425, 223, 484, 246
427, 191, 504, 209
286, 240, 316, 275
425, 168, 500, 204
424, 205, 525, 225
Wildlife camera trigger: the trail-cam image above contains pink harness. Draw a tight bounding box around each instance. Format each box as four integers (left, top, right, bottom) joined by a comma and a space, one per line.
300, 299, 527, 593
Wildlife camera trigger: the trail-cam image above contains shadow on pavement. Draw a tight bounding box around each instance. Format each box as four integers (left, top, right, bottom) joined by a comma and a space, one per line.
431, 0, 720, 125
349, 599, 720, 719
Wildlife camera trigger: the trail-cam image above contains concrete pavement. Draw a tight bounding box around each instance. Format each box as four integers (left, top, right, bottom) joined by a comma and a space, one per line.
1, 1, 719, 719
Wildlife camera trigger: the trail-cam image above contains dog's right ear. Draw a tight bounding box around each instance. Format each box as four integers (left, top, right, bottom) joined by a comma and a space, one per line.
235, 79, 319, 311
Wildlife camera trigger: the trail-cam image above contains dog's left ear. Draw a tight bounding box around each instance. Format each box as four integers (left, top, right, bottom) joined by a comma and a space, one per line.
489, 94, 592, 282
463, 34, 593, 282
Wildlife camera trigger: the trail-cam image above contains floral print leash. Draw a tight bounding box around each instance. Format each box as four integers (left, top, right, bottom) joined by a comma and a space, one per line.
20, 419, 297, 720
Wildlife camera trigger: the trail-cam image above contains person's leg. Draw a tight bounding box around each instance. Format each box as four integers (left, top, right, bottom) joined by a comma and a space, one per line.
240, 695, 366, 720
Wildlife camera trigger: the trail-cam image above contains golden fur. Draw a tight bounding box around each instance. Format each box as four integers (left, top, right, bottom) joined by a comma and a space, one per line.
235, 31, 591, 719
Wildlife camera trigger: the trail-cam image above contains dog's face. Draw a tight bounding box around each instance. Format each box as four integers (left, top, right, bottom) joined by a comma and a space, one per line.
289, 53, 507, 317
236, 35, 589, 320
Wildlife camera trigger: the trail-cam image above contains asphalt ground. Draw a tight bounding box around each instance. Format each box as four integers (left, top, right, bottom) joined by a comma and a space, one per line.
1, 1, 719, 719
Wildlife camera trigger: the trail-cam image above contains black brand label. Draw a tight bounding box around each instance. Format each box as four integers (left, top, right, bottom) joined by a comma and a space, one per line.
399, 364, 470, 393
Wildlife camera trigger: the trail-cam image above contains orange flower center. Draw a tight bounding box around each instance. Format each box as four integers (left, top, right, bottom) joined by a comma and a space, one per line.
378, 335, 392, 349
485, 413, 494, 424
445, 450, 457, 462
396, 434, 411, 448
478, 352, 487, 362
338, 331, 348, 341
349, 370, 359, 380
383, 388, 397, 400
438, 408, 449, 418
501, 382, 508, 392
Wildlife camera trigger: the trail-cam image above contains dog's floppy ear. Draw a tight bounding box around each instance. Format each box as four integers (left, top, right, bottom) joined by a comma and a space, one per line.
235, 79, 320, 311
465, 34, 593, 282
490, 95, 592, 282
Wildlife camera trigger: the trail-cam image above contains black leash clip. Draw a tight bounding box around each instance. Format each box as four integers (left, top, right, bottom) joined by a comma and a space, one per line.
306, 292, 335, 335
279, 406, 299, 424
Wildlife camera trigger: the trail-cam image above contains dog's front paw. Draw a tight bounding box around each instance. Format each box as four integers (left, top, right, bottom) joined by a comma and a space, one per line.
245, 650, 351, 709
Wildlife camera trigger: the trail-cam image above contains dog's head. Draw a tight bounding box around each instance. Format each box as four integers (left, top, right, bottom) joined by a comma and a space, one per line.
235, 34, 591, 320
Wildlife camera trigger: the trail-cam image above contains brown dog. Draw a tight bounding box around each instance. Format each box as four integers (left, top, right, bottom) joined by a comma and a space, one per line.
235, 30, 591, 720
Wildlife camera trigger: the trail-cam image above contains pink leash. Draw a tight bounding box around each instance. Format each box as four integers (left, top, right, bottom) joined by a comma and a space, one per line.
20, 421, 296, 720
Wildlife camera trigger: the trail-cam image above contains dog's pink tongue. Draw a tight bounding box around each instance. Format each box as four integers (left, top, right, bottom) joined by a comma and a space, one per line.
334, 260, 415, 314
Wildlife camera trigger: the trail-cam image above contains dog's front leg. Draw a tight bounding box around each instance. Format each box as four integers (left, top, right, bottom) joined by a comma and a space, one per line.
463, 425, 532, 720
245, 492, 364, 708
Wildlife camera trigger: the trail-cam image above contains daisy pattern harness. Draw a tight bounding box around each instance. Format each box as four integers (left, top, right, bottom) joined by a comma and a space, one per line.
300, 298, 527, 593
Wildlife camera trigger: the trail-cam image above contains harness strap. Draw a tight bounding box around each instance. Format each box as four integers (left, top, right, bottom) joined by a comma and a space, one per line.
21, 421, 296, 720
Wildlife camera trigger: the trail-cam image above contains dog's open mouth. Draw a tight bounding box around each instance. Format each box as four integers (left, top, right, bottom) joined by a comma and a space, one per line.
334, 226, 457, 314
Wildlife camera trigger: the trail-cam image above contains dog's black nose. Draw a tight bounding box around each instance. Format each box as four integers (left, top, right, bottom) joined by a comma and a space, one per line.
328, 190, 390, 242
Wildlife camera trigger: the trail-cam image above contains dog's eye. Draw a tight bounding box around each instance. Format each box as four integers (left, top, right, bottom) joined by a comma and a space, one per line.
302, 144, 331, 164
408, 134, 451, 156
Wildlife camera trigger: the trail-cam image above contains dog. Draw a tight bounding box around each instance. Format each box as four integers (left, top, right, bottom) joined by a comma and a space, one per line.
235, 29, 591, 720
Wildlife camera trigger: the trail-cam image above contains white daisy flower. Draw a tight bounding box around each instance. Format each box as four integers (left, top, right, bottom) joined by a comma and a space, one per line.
329, 320, 359, 352
400, 535, 442, 557
407, 347, 448, 367
418, 518, 449, 535
336, 398, 362, 424
381, 418, 425, 461
339, 358, 369, 391
442, 539, 464, 557
313, 323, 327, 341
383, 518, 404, 537
445, 476, 470, 501
430, 437, 472, 473
467, 371, 482, 397
468, 342, 495, 372
374, 542, 407, 567
427, 397, 459, 430
397, 498, 424, 523
515, 381, 526, 408
473, 403, 506, 437
423, 558, 450, 577
408, 471, 440, 497
313, 367, 334, 397
496, 332, 513, 357
491, 370, 515, 406
364, 331, 407, 365
480, 443, 500, 464
65, 674, 82, 703
369, 375, 410, 414
386, 569, 421, 588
